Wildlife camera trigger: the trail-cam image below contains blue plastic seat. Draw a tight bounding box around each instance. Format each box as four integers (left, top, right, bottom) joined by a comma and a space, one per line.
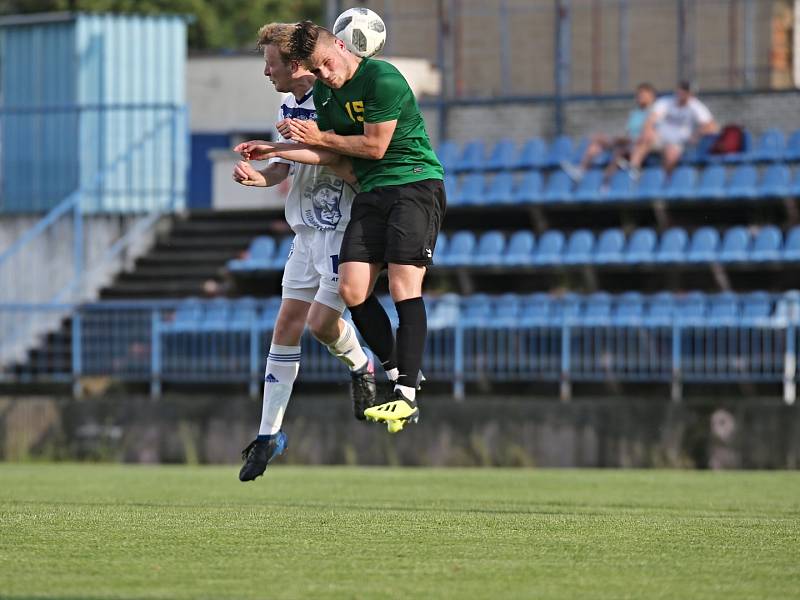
202, 298, 231, 330
792, 169, 800, 197
624, 228, 657, 263
635, 167, 666, 201
662, 167, 697, 201
759, 164, 791, 198
462, 293, 492, 327
544, 135, 573, 169
725, 165, 758, 199
453, 173, 485, 206
691, 165, 727, 200
519, 293, 553, 326
440, 231, 476, 266
230, 297, 257, 329
708, 292, 740, 325
613, 292, 644, 325
511, 171, 543, 204
676, 292, 707, 324
753, 128, 785, 162
271, 236, 295, 269
718, 227, 751, 262
563, 229, 595, 265
572, 169, 605, 203
607, 170, 635, 201
750, 226, 783, 261
428, 293, 461, 330
436, 141, 459, 173
456, 140, 485, 173
504, 231, 536, 265
686, 227, 720, 263
594, 228, 625, 264
533, 230, 565, 265
645, 292, 675, 325
433, 232, 447, 263
485, 139, 516, 171
542, 171, 573, 203
230, 235, 276, 270
711, 130, 754, 165
444, 176, 457, 201
492, 293, 522, 327
485, 173, 515, 204
259, 297, 283, 327
170, 298, 203, 332
785, 130, 800, 162
473, 231, 506, 266
582, 292, 612, 325
683, 134, 718, 165
655, 227, 688, 263
514, 137, 547, 170
741, 291, 772, 324
783, 225, 800, 261
570, 137, 590, 165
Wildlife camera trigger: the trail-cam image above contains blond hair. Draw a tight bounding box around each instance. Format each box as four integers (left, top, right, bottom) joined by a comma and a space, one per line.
257, 22, 296, 63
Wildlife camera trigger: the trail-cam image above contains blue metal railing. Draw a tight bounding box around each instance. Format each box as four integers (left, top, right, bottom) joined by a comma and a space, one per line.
0, 297, 797, 403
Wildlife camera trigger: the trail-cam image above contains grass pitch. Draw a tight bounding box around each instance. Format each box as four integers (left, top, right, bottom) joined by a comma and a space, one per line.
0, 465, 798, 599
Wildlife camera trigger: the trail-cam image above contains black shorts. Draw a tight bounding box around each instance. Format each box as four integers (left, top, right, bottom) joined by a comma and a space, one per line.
339, 178, 447, 267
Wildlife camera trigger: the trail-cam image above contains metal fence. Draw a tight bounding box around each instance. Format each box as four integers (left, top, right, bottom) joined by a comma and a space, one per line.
1, 299, 796, 403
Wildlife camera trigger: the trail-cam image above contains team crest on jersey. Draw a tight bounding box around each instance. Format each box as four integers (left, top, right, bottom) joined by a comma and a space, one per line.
302, 173, 343, 230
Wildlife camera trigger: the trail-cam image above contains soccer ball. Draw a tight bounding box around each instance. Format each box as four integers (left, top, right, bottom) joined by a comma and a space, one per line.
334, 7, 386, 58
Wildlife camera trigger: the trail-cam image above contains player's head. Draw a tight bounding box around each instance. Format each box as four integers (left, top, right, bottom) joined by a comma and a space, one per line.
257, 22, 313, 93
635, 82, 656, 108
676, 80, 694, 104
289, 21, 358, 89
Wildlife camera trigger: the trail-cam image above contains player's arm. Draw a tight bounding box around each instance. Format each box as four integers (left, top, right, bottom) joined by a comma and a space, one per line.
285, 119, 396, 160
234, 140, 357, 184
232, 160, 289, 188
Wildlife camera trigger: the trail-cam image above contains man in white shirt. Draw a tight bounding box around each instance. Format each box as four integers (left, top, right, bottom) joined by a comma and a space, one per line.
629, 81, 719, 175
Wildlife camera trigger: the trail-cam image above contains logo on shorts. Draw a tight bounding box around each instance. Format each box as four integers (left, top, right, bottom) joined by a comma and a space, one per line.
425, 248, 432, 258
302, 173, 344, 230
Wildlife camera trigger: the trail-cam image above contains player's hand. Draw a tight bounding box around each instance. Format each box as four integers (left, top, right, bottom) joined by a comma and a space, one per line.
286, 119, 324, 146
232, 161, 267, 187
234, 140, 277, 161
276, 119, 293, 139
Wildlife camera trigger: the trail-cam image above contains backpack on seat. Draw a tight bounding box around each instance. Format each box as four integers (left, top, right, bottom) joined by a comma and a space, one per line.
710, 124, 745, 155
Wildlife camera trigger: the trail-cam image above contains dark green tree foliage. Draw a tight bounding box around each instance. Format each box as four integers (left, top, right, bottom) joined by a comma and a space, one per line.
0, 0, 323, 51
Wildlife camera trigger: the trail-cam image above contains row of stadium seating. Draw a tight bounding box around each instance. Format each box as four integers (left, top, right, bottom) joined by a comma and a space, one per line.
446, 164, 800, 207
158, 291, 798, 332
438, 129, 800, 173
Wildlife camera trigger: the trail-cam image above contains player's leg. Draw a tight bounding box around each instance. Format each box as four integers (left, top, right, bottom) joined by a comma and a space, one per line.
662, 143, 683, 174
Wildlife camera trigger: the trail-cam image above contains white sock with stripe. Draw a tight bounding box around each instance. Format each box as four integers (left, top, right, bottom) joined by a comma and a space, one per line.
326, 319, 369, 371
258, 344, 300, 436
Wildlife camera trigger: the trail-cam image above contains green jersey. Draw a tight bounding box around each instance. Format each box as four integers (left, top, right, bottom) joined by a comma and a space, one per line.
314, 58, 443, 192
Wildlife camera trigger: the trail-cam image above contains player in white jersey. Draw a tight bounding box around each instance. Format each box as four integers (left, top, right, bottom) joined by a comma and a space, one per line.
233, 23, 376, 482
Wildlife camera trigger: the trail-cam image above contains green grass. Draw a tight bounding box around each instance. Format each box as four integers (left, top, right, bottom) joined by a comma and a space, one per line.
1, 465, 799, 599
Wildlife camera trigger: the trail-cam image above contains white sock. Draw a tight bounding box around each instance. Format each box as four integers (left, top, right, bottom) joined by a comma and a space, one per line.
258, 344, 300, 436
394, 383, 416, 401
385, 367, 400, 382
326, 319, 369, 371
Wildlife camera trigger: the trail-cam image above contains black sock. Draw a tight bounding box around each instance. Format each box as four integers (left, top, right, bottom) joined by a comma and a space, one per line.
348, 294, 396, 370
394, 297, 427, 390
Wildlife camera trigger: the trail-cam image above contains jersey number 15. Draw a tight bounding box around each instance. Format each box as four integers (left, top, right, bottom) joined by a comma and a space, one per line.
345, 101, 364, 123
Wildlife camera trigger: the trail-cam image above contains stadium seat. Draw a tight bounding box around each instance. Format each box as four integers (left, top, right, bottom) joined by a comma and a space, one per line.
682, 134, 717, 165
444, 176, 457, 200
258, 297, 283, 328
170, 298, 203, 332
473, 231, 506, 266
718, 226, 751, 262
542, 171, 573, 203
654, 227, 688, 263
563, 229, 595, 264
519, 292, 552, 326
759, 164, 791, 198
428, 293, 460, 329
202, 298, 231, 330
511, 170, 543, 204
783, 225, 800, 261
485, 139, 517, 171
485, 173, 515, 204
635, 167, 666, 201
544, 135, 573, 169
572, 169, 605, 203
607, 170, 635, 201
662, 166, 697, 201
752, 128, 785, 162
774, 290, 800, 323
582, 292, 612, 325
553, 293, 582, 323
686, 227, 720, 263
514, 137, 547, 170
504, 231, 536, 265
533, 230, 565, 265
453, 173, 485, 206
624, 228, 657, 263
708, 292, 740, 325
433, 232, 447, 262
492, 293, 522, 327
462, 293, 492, 327
714, 130, 754, 165
750, 226, 783, 261
594, 228, 625, 264
725, 165, 758, 199
229, 236, 275, 271
271, 236, 294, 269
691, 165, 727, 200
436, 141, 459, 173
645, 292, 675, 325
440, 231, 476, 266
612, 291, 644, 325
784, 129, 800, 162
792, 169, 800, 197
456, 140, 485, 173
676, 291, 707, 324
741, 291, 772, 324
570, 137, 590, 164
230, 297, 257, 330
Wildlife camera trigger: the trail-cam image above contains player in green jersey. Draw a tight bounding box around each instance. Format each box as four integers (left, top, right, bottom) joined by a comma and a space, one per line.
263, 21, 445, 432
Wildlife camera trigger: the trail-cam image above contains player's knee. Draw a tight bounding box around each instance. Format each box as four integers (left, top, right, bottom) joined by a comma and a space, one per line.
339, 279, 367, 307
307, 312, 339, 344
272, 318, 304, 346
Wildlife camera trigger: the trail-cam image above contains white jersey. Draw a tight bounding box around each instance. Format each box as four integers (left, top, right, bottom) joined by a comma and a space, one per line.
652, 95, 714, 146
270, 91, 356, 233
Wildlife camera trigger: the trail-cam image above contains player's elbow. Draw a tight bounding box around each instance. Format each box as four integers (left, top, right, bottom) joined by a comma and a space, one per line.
364, 138, 390, 160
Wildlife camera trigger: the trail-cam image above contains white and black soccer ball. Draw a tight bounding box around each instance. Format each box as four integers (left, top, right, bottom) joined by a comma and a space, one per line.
334, 7, 386, 58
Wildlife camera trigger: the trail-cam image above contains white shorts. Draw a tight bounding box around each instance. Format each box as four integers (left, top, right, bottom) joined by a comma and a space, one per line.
281, 228, 346, 313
